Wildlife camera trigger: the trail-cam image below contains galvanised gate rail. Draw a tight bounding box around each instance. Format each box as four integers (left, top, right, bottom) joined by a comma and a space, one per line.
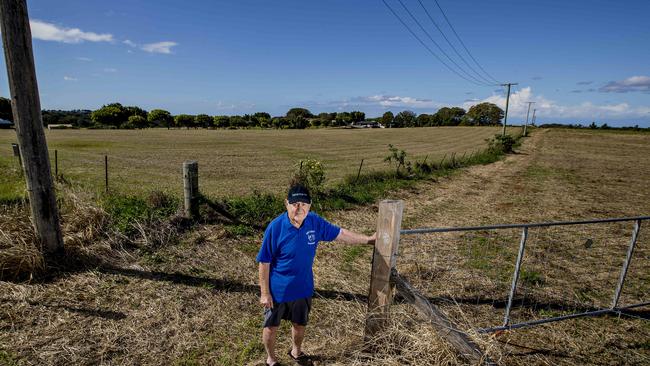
400, 216, 650, 333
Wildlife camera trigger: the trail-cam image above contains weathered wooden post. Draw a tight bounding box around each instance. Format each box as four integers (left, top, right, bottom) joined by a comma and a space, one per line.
0, 0, 64, 254
365, 199, 404, 339
182, 161, 199, 218
104, 155, 109, 193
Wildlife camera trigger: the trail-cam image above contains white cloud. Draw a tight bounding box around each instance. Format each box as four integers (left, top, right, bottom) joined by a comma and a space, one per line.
103, 68, 117, 73
29, 20, 113, 43
63, 76, 77, 81
123, 39, 137, 47
351, 95, 442, 109
464, 86, 650, 120
600, 76, 650, 93
141, 41, 178, 54
75, 57, 92, 62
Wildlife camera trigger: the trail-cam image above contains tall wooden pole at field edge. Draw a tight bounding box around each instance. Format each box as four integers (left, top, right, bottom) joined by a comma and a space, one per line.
501, 82, 518, 136
365, 200, 404, 339
0, 0, 63, 254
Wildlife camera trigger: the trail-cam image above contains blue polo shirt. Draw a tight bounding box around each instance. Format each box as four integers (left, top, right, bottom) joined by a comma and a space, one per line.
256, 211, 341, 303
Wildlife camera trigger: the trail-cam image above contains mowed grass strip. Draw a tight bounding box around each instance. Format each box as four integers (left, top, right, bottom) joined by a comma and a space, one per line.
0, 127, 514, 197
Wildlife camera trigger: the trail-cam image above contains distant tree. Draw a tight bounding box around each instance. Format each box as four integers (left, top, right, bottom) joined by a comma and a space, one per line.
229, 115, 246, 128
350, 111, 365, 123
416, 113, 432, 127
381, 111, 394, 127
271, 117, 286, 129
309, 118, 322, 127
254, 112, 271, 128
195, 114, 212, 128
317, 112, 332, 127
127, 115, 147, 129
213, 115, 230, 128
125, 106, 147, 119
91, 103, 129, 127
286, 108, 313, 119
589, 121, 597, 129
463, 103, 504, 126
174, 114, 194, 129
148, 109, 173, 128
0, 97, 12, 121
287, 115, 308, 129
394, 110, 416, 128
435, 107, 466, 126
335, 112, 352, 126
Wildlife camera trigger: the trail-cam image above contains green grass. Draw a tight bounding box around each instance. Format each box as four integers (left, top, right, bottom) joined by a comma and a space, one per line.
0, 156, 25, 204
0, 350, 18, 366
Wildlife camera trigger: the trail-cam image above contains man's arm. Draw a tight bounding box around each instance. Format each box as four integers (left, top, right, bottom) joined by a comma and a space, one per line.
258, 262, 273, 308
335, 228, 376, 245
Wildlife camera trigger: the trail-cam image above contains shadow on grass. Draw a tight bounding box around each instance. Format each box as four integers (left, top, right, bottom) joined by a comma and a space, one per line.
0, 297, 127, 321
98, 265, 369, 303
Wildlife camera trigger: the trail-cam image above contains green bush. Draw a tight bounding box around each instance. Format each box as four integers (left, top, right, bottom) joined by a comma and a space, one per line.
293, 158, 326, 195
102, 191, 178, 235
487, 134, 516, 153
225, 191, 284, 228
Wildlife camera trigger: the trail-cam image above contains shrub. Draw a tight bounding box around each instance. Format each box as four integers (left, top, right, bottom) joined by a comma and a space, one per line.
102, 191, 178, 235
487, 134, 516, 154
225, 191, 284, 228
293, 158, 326, 195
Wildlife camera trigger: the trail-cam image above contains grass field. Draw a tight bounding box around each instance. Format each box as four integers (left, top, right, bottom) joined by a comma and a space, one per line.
0, 127, 514, 198
2, 128, 648, 365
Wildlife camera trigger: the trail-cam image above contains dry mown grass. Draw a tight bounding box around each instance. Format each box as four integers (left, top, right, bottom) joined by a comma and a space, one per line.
1, 128, 649, 365
0, 127, 511, 198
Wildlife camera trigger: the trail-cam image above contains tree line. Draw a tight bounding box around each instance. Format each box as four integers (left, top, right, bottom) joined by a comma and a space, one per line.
0, 96, 506, 129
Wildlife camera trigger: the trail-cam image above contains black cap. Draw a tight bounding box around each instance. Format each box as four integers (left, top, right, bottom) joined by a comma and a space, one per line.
287, 184, 311, 204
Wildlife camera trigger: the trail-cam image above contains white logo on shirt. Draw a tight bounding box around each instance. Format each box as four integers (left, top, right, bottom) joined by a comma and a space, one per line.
306, 230, 316, 245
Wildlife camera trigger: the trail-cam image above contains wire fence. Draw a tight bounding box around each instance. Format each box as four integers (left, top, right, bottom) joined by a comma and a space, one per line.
396, 216, 650, 333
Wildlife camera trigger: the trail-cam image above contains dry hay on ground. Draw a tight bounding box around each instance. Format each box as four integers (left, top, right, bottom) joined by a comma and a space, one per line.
1, 129, 649, 365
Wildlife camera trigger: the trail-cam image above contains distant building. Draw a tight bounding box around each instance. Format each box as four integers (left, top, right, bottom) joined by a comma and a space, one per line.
0, 118, 14, 129
351, 121, 384, 129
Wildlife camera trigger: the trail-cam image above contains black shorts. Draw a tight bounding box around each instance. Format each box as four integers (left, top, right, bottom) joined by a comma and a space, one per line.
263, 297, 312, 328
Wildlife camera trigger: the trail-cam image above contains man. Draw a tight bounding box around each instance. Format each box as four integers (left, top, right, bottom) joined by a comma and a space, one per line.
256, 183, 375, 366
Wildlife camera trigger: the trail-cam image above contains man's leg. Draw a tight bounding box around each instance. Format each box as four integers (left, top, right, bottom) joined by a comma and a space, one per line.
262, 326, 279, 365
290, 323, 306, 358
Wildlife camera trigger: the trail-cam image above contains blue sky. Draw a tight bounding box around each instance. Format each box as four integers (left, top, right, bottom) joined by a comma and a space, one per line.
1, 0, 649, 126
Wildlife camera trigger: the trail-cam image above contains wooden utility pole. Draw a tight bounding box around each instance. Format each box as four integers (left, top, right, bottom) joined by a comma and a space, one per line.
365, 200, 403, 339
501, 82, 518, 136
0, 0, 64, 254
531, 108, 538, 126
524, 101, 535, 136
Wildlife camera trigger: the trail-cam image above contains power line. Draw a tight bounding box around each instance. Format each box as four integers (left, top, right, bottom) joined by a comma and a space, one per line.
415, 0, 496, 85
381, 0, 492, 87
395, 0, 494, 86
432, 0, 501, 84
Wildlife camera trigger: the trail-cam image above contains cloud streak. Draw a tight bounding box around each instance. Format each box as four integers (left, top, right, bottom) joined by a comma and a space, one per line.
30, 20, 113, 43
141, 41, 178, 54
599, 76, 650, 93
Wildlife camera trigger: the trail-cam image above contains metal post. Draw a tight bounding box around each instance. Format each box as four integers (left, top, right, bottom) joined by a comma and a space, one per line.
611, 220, 641, 309
504, 227, 528, 326
355, 159, 364, 183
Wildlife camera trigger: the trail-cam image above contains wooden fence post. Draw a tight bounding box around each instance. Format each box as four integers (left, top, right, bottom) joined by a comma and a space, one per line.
365, 199, 404, 339
183, 160, 199, 218
1, 0, 63, 254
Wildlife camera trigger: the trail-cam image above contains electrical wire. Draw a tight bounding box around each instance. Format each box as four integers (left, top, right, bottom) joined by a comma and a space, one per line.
416, 0, 497, 85
432, 0, 501, 84
396, 0, 493, 86
382, 0, 492, 87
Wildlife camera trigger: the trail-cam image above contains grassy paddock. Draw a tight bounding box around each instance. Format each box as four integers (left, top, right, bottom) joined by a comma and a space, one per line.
0, 127, 514, 198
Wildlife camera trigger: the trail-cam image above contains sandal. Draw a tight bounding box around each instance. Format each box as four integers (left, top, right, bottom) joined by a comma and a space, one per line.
287, 350, 313, 366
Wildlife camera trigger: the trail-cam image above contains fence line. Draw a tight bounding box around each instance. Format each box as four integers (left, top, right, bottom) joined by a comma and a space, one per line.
365, 200, 648, 362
